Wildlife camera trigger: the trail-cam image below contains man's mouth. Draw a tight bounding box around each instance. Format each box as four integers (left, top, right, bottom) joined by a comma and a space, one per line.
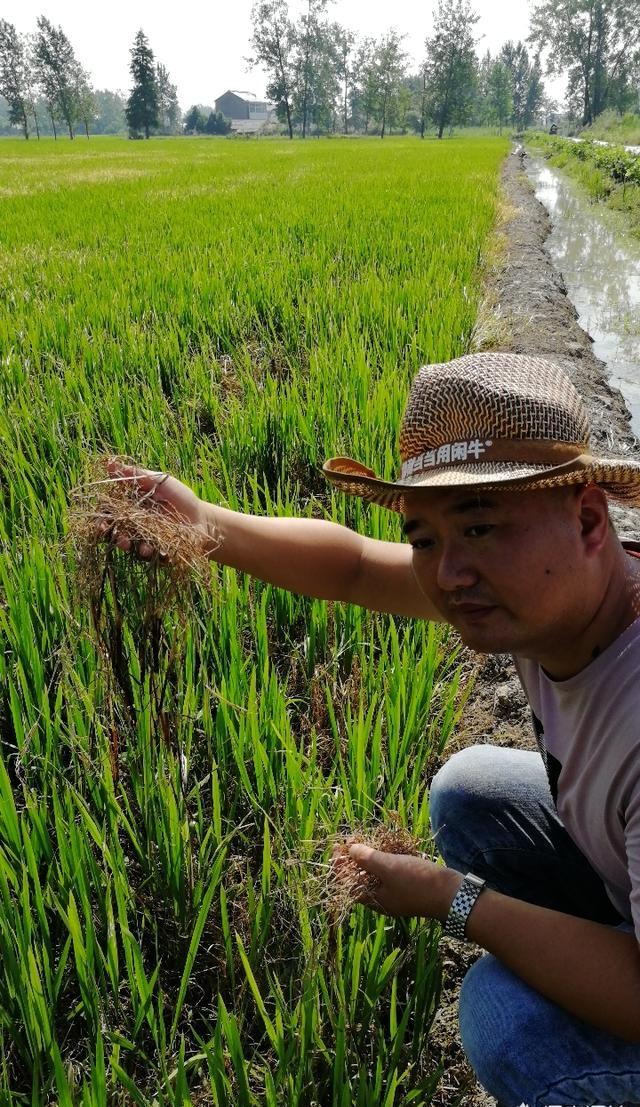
449, 601, 497, 621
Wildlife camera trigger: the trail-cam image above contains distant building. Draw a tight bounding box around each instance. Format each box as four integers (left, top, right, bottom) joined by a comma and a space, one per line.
214, 90, 273, 133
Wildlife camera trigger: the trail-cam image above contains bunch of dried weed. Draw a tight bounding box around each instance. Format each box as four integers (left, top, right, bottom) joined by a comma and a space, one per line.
67, 456, 219, 780
327, 823, 422, 928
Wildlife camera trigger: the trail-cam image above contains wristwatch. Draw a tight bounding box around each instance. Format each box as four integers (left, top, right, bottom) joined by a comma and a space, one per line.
443, 872, 486, 940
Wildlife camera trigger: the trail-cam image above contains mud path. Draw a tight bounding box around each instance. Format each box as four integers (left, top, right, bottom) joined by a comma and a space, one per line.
428, 146, 640, 1107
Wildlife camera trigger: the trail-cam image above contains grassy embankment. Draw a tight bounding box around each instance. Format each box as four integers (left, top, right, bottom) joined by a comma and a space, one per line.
584, 109, 640, 147
526, 130, 640, 235
0, 134, 507, 1105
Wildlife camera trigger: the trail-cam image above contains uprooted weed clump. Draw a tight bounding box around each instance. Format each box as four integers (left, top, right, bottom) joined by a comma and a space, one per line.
68, 456, 217, 776
326, 823, 422, 927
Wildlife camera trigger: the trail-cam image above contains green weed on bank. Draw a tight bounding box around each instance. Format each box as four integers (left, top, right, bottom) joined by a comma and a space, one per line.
583, 109, 640, 148
0, 135, 507, 1104
526, 131, 640, 235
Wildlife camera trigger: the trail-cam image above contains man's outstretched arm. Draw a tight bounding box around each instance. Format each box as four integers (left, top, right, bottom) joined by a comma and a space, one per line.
104, 462, 442, 621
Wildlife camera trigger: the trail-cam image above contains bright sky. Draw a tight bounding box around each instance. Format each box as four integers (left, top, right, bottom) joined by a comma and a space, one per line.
5, 0, 563, 110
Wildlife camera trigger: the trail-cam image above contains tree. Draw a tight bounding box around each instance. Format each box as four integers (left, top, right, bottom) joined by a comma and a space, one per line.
156, 62, 180, 134
418, 64, 429, 137
334, 26, 355, 133
350, 31, 407, 137
400, 72, 427, 135
92, 89, 127, 135
249, 0, 296, 139
23, 35, 43, 138
183, 104, 209, 134
605, 63, 640, 113
474, 49, 493, 125
373, 30, 408, 138
292, 0, 333, 137
33, 16, 81, 139
500, 41, 544, 130
424, 0, 480, 139
0, 20, 31, 138
529, 0, 640, 126
524, 55, 544, 128
74, 66, 95, 138
205, 110, 231, 135
125, 29, 159, 139
500, 42, 527, 129
539, 92, 560, 128
292, 19, 341, 134
351, 36, 378, 133
488, 61, 512, 132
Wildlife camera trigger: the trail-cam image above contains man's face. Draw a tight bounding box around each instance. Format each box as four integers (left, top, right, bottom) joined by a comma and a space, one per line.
402, 484, 591, 659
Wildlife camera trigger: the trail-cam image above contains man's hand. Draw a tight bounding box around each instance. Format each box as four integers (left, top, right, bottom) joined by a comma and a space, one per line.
345, 843, 462, 920
100, 460, 214, 559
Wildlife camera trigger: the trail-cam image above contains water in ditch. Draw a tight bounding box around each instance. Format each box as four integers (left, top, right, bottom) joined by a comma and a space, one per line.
525, 154, 640, 437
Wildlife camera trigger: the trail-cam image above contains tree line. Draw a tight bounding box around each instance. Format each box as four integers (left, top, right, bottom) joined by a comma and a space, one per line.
0, 21, 179, 139
1, 0, 639, 140
248, 0, 545, 139
249, 0, 640, 138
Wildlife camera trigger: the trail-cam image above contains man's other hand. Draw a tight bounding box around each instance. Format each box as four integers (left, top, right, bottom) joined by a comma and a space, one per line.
346, 842, 462, 921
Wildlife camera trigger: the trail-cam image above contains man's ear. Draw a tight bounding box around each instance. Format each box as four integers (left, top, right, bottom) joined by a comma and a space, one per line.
576, 483, 610, 556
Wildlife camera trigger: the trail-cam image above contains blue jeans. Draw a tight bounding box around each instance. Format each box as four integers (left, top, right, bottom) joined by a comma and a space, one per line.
429, 745, 640, 1107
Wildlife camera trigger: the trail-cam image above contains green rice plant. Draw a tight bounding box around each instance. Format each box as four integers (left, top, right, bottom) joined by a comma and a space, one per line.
0, 133, 507, 1103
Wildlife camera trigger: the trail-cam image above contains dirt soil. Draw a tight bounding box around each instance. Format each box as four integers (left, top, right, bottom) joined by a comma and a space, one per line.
427, 145, 640, 1107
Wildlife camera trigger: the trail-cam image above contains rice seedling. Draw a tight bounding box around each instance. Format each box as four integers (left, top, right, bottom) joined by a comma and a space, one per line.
0, 133, 507, 1104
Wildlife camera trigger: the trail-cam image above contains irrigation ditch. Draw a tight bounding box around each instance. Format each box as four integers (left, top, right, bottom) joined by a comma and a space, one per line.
429, 144, 640, 1107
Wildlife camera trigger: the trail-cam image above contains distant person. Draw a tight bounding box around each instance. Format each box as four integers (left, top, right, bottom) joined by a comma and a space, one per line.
549, 122, 558, 135
107, 352, 640, 1106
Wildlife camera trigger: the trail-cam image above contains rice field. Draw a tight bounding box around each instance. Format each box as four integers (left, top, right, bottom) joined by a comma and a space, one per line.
0, 134, 508, 1105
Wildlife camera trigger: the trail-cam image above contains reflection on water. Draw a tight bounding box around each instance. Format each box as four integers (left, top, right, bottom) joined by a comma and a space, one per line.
526, 155, 640, 436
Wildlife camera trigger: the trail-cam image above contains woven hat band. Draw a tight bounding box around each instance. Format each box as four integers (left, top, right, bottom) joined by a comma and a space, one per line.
399, 439, 586, 480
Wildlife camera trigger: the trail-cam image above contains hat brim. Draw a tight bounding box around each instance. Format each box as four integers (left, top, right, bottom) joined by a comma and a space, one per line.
322, 454, 640, 512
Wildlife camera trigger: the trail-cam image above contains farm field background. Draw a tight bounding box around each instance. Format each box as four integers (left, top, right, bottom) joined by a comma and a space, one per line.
0, 135, 507, 1105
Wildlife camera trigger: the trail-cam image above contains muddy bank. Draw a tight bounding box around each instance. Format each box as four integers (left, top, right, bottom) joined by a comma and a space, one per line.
429, 147, 640, 1107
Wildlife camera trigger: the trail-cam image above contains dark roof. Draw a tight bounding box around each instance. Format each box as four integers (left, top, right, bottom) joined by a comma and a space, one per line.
217, 90, 260, 103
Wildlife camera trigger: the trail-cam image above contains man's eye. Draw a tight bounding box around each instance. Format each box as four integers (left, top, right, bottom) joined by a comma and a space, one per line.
411, 538, 434, 551
465, 524, 493, 538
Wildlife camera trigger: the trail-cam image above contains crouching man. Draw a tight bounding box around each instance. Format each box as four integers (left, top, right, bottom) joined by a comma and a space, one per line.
108, 352, 640, 1106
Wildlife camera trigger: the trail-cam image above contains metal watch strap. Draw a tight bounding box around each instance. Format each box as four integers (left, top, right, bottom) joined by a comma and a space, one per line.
443, 873, 486, 940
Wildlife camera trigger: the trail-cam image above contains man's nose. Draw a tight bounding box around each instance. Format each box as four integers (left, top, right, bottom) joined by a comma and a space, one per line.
436, 541, 479, 591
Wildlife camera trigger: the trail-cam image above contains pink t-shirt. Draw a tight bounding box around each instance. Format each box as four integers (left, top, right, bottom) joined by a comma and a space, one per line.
513, 553, 640, 938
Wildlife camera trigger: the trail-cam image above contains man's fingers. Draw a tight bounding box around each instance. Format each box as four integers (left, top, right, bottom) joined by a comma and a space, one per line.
101, 530, 159, 560
106, 457, 165, 495
348, 843, 385, 876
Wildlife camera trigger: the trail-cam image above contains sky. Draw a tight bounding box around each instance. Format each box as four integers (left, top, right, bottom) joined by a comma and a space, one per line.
4, 0, 564, 110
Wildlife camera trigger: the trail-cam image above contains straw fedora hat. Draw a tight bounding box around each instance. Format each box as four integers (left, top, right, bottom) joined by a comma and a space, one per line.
323, 352, 640, 512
